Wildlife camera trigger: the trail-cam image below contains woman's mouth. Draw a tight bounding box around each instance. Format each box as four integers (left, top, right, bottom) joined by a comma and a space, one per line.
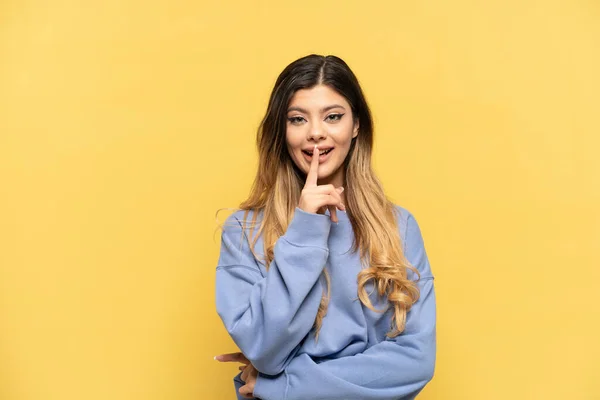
302, 148, 333, 156
302, 147, 334, 162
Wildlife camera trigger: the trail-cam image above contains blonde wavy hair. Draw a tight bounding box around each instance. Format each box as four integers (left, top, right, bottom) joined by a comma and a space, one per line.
223, 55, 420, 339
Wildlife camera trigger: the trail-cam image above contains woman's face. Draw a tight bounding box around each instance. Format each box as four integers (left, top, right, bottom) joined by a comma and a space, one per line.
285, 84, 359, 187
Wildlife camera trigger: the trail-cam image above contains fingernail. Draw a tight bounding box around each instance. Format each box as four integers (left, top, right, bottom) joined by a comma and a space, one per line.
337, 187, 344, 193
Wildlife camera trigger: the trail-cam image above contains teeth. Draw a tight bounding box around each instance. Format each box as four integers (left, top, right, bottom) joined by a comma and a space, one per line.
306, 149, 331, 156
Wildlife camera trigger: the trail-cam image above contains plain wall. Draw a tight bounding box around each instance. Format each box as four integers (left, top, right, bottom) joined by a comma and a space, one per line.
1, 1, 599, 399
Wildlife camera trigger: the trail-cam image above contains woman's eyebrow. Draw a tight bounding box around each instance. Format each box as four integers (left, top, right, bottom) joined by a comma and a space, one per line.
287, 104, 346, 113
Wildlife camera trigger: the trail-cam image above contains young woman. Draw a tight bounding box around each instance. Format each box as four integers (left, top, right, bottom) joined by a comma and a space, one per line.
214, 54, 436, 400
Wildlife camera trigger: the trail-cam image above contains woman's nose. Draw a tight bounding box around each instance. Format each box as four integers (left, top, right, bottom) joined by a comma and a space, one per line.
307, 123, 327, 141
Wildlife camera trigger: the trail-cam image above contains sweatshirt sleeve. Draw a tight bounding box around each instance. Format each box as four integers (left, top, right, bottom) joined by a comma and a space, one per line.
252, 210, 436, 400
215, 208, 332, 376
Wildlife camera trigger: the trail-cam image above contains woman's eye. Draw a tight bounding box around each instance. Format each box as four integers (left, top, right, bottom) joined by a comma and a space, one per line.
287, 116, 306, 125
326, 113, 344, 122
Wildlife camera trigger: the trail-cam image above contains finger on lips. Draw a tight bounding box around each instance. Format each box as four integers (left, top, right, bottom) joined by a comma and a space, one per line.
304, 144, 320, 188
301, 144, 346, 221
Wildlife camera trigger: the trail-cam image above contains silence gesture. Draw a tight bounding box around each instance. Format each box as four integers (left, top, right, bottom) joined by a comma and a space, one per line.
298, 145, 345, 222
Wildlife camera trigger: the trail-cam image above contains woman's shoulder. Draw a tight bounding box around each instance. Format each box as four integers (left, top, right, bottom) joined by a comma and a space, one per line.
391, 203, 412, 242
391, 203, 434, 279
223, 208, 263, 223
220, 208, 264, 236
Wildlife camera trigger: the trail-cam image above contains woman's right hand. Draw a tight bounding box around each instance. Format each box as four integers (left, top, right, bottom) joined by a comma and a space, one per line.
298, 145, 346, 223
214, 352, 257, 399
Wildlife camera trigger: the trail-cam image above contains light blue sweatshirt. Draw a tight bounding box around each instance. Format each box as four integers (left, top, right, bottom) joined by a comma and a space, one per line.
215, 206, 436, 400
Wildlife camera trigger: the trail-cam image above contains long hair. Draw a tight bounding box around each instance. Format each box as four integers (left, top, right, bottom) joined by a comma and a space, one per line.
234, 54, 419, 339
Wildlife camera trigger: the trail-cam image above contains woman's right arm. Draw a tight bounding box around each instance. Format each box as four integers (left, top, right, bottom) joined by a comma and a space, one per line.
215, 208, 331, 376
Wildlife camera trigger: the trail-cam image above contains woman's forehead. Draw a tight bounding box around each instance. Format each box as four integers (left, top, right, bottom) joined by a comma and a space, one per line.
288, 85, 349, 110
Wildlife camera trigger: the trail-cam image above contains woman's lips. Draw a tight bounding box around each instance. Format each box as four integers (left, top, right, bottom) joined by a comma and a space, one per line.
302, 148, 334, 163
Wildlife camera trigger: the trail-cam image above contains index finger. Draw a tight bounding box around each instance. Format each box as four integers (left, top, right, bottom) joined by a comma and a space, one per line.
305, 144, 320, 187
215, 352, 249, 364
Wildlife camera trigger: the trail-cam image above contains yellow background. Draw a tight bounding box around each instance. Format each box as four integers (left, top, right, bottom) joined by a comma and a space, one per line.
1, 1, 599, 399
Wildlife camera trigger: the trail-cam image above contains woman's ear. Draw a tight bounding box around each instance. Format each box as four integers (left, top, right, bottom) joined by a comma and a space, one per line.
352, 119, 360, 138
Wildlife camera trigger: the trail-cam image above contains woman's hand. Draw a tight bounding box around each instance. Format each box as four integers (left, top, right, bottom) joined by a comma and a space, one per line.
299, 145, 345, 223
239, 363, 258, 398
215, 352, 258, 399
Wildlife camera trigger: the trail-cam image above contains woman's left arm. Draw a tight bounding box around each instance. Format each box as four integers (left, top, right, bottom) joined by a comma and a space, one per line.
252, 210, 436, 400
252, 277, 435, 400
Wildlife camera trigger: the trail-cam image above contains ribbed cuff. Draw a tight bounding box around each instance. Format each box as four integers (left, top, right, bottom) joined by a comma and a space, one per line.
253, 371, 288, 400
282, 207, 331, 249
